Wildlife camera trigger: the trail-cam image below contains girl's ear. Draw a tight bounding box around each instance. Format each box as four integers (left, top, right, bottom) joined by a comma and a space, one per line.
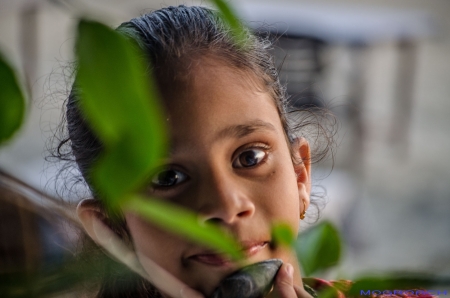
76, 199, 108, 244
293, 137, 312, 208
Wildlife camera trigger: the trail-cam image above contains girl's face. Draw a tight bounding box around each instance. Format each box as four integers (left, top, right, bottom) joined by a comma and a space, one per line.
124, 57, 311, 296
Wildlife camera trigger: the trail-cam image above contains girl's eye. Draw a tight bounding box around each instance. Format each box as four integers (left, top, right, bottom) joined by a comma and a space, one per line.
150, 169, 187, 188
233, 148, 267, 168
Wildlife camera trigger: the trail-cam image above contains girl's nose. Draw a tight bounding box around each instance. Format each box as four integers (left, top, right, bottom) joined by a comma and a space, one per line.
197, 171, 256, 225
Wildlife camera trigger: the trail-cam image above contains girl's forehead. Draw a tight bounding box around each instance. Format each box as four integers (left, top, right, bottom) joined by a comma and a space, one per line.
162, 58, 278, 121
157, 56, 268, 101
156, 58, 285, 152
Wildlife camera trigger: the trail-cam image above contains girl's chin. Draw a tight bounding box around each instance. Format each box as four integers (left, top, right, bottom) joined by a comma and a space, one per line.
185, 269, 233, 297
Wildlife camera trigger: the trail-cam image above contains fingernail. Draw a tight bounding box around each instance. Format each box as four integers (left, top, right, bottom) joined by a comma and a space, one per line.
286, 263, 294, 277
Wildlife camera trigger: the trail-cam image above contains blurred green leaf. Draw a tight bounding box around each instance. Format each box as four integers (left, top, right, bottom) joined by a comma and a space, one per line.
125, 195, 244, 261
296, 221, 341, 276
210, 0, 246, 46
271, 222, 296, 248
75, 19, 168, 209
0, 53, 25, 146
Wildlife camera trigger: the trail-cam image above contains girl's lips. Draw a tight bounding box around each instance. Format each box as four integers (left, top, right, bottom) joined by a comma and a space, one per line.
189, 253, 233, 266
243, 241, 269, 258
189, 241, 269, 267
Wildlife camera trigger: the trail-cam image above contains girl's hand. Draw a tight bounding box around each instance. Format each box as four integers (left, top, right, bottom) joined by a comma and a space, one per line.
269, 263, 312, 298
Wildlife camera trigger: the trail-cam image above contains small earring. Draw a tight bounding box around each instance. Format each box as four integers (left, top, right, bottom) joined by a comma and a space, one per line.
300, 199, 307, 220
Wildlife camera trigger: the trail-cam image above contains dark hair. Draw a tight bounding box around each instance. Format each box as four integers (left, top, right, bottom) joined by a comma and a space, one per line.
52, 5, 336, 297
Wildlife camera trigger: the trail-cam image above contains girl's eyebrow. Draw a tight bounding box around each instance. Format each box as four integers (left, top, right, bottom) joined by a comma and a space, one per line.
215, 120, 276, 141
168, 120, 276, 156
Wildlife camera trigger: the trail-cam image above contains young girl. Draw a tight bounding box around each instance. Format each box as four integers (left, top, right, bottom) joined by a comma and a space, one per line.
61, 5, 337, 298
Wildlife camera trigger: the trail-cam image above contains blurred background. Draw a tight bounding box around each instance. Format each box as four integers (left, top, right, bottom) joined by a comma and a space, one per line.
1, 0, 449, 285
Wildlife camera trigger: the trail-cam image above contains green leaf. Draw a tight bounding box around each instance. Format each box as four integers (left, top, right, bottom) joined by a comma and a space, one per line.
125, 195, 244, 261
75, 19, 168, 208
296, 221, 342, 276
210, 0, 246, 46
271, 222, 296, 248
0, 53, 26, 146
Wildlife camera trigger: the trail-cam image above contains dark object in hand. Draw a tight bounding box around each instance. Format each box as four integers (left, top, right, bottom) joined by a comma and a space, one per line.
210, 259, 283, 298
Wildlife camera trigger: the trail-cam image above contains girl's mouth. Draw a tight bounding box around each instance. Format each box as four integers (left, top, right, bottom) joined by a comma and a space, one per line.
189, 253, 233, 266
189, 241, 269, 267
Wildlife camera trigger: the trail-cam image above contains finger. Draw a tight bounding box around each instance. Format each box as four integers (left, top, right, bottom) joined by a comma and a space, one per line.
272, 263, 298, 298
294, 285, 305, 297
